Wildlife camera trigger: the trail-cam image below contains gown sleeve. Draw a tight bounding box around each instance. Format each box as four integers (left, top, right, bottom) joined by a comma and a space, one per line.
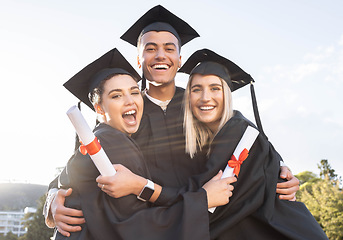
55, 124, 211, 240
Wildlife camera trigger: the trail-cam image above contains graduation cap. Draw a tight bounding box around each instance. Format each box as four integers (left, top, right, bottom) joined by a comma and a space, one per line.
178, 48, 253, 92
179, 48, 267, 138
120, 5, 200, 47
63, 48, 141, 111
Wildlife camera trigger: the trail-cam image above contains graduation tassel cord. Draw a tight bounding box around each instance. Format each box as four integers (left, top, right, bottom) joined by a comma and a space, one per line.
141, 75, 146, 91
96, 119, 100, 126
250, 82, 267, 140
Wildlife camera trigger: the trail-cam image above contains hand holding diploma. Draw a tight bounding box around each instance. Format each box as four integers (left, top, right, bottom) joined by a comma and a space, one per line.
209, 125, 259, 213
66, 105, 116, 176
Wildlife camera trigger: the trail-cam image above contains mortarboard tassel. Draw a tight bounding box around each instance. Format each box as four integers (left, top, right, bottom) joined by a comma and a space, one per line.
141, 75, 146, 90
250, 82, 267, 140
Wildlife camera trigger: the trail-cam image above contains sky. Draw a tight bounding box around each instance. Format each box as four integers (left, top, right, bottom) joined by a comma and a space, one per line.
0, 0, 342, 186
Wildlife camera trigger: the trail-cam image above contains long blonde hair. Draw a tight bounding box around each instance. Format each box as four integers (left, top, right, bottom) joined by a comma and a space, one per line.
183, 75, 233, 158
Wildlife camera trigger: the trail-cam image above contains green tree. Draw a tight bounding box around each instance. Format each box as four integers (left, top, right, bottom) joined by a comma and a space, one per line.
299, 179, 343, 239
296, 170, 320, 185
318, 159, 342, 190
20, 195, 54, 240
318, 159, 339, 181
296, 160, 343, 239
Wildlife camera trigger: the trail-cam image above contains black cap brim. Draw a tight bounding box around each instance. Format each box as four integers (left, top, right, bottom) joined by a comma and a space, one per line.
63, 48, 141, 110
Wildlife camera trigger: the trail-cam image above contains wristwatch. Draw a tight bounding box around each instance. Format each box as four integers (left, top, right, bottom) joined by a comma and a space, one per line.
137, 179, 155, 202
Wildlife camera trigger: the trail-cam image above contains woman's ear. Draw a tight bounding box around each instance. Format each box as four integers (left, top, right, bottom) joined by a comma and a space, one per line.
94, 104, 104, 115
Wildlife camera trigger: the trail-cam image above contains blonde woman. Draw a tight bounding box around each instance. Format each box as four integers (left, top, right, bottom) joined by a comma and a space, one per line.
179, 48, 327, 240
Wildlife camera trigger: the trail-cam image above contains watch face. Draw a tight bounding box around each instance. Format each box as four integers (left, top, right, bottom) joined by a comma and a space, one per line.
139, 186, 154, 201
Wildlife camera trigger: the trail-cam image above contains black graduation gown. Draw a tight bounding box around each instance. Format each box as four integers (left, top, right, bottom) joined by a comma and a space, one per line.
132, 87, 207, 187
187, 111, 328, 240
132, 87, 207, 205
55, 123, 210, 240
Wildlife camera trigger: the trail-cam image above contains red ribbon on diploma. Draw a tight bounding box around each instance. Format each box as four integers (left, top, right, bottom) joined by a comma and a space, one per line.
228, 148, 249, 177
79, 137, 102, 156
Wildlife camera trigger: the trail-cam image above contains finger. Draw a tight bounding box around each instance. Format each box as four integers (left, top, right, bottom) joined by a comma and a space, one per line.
55, 189, 69, 206
289, 175, 299, 185
223, 176, 237, 184
279, 166, 288, 179
96, 175, 112, 185
57, 214, 85, 225
276, 186, 298, 196
97, 183, 108, 192
276, 188, 296, 196
277, 181, 290, 189
278, 192, 296, 201
113, 164, 122, 171
58, 207, 84, 218
212, 170, 223, 181
56, 189, 68, 198
66, 188, 73, 196
96, 175, 103, 183
228, 191, 233, 197
59, 188, 73, 197
66, 209, 84, 218
278, 186, 299, 196
286, 171, 295, 181
282, 195, 296, 201
57, 221, 83, 233
56, 226, 71, 237
96, 176, 110, 184
277, 177, 300, 189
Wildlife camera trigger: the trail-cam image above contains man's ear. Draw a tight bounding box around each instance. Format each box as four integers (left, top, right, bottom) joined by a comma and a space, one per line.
94, 104, 104, 115
178, 55, 182, 68
137, 56, 141, 69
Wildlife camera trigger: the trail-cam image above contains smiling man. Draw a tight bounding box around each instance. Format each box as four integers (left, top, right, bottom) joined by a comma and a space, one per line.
119, 5, 206, 190
137, 31, 181, 100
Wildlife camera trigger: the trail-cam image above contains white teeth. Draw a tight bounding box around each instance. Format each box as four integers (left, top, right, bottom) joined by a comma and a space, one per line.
200, 106, 214, 110
124, 110, 136, 115
152, 64, 169, 69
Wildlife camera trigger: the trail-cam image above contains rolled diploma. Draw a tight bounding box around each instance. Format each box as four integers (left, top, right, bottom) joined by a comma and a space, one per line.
209, 125, 259, 213
66, 105, 116, 176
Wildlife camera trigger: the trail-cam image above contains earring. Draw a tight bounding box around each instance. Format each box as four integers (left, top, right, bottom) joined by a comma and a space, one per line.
97, 106, 104, 115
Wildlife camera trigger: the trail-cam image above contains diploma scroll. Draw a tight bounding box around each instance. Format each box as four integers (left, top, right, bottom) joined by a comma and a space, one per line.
66, 105, 116, 176
209, 125, 259, 213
